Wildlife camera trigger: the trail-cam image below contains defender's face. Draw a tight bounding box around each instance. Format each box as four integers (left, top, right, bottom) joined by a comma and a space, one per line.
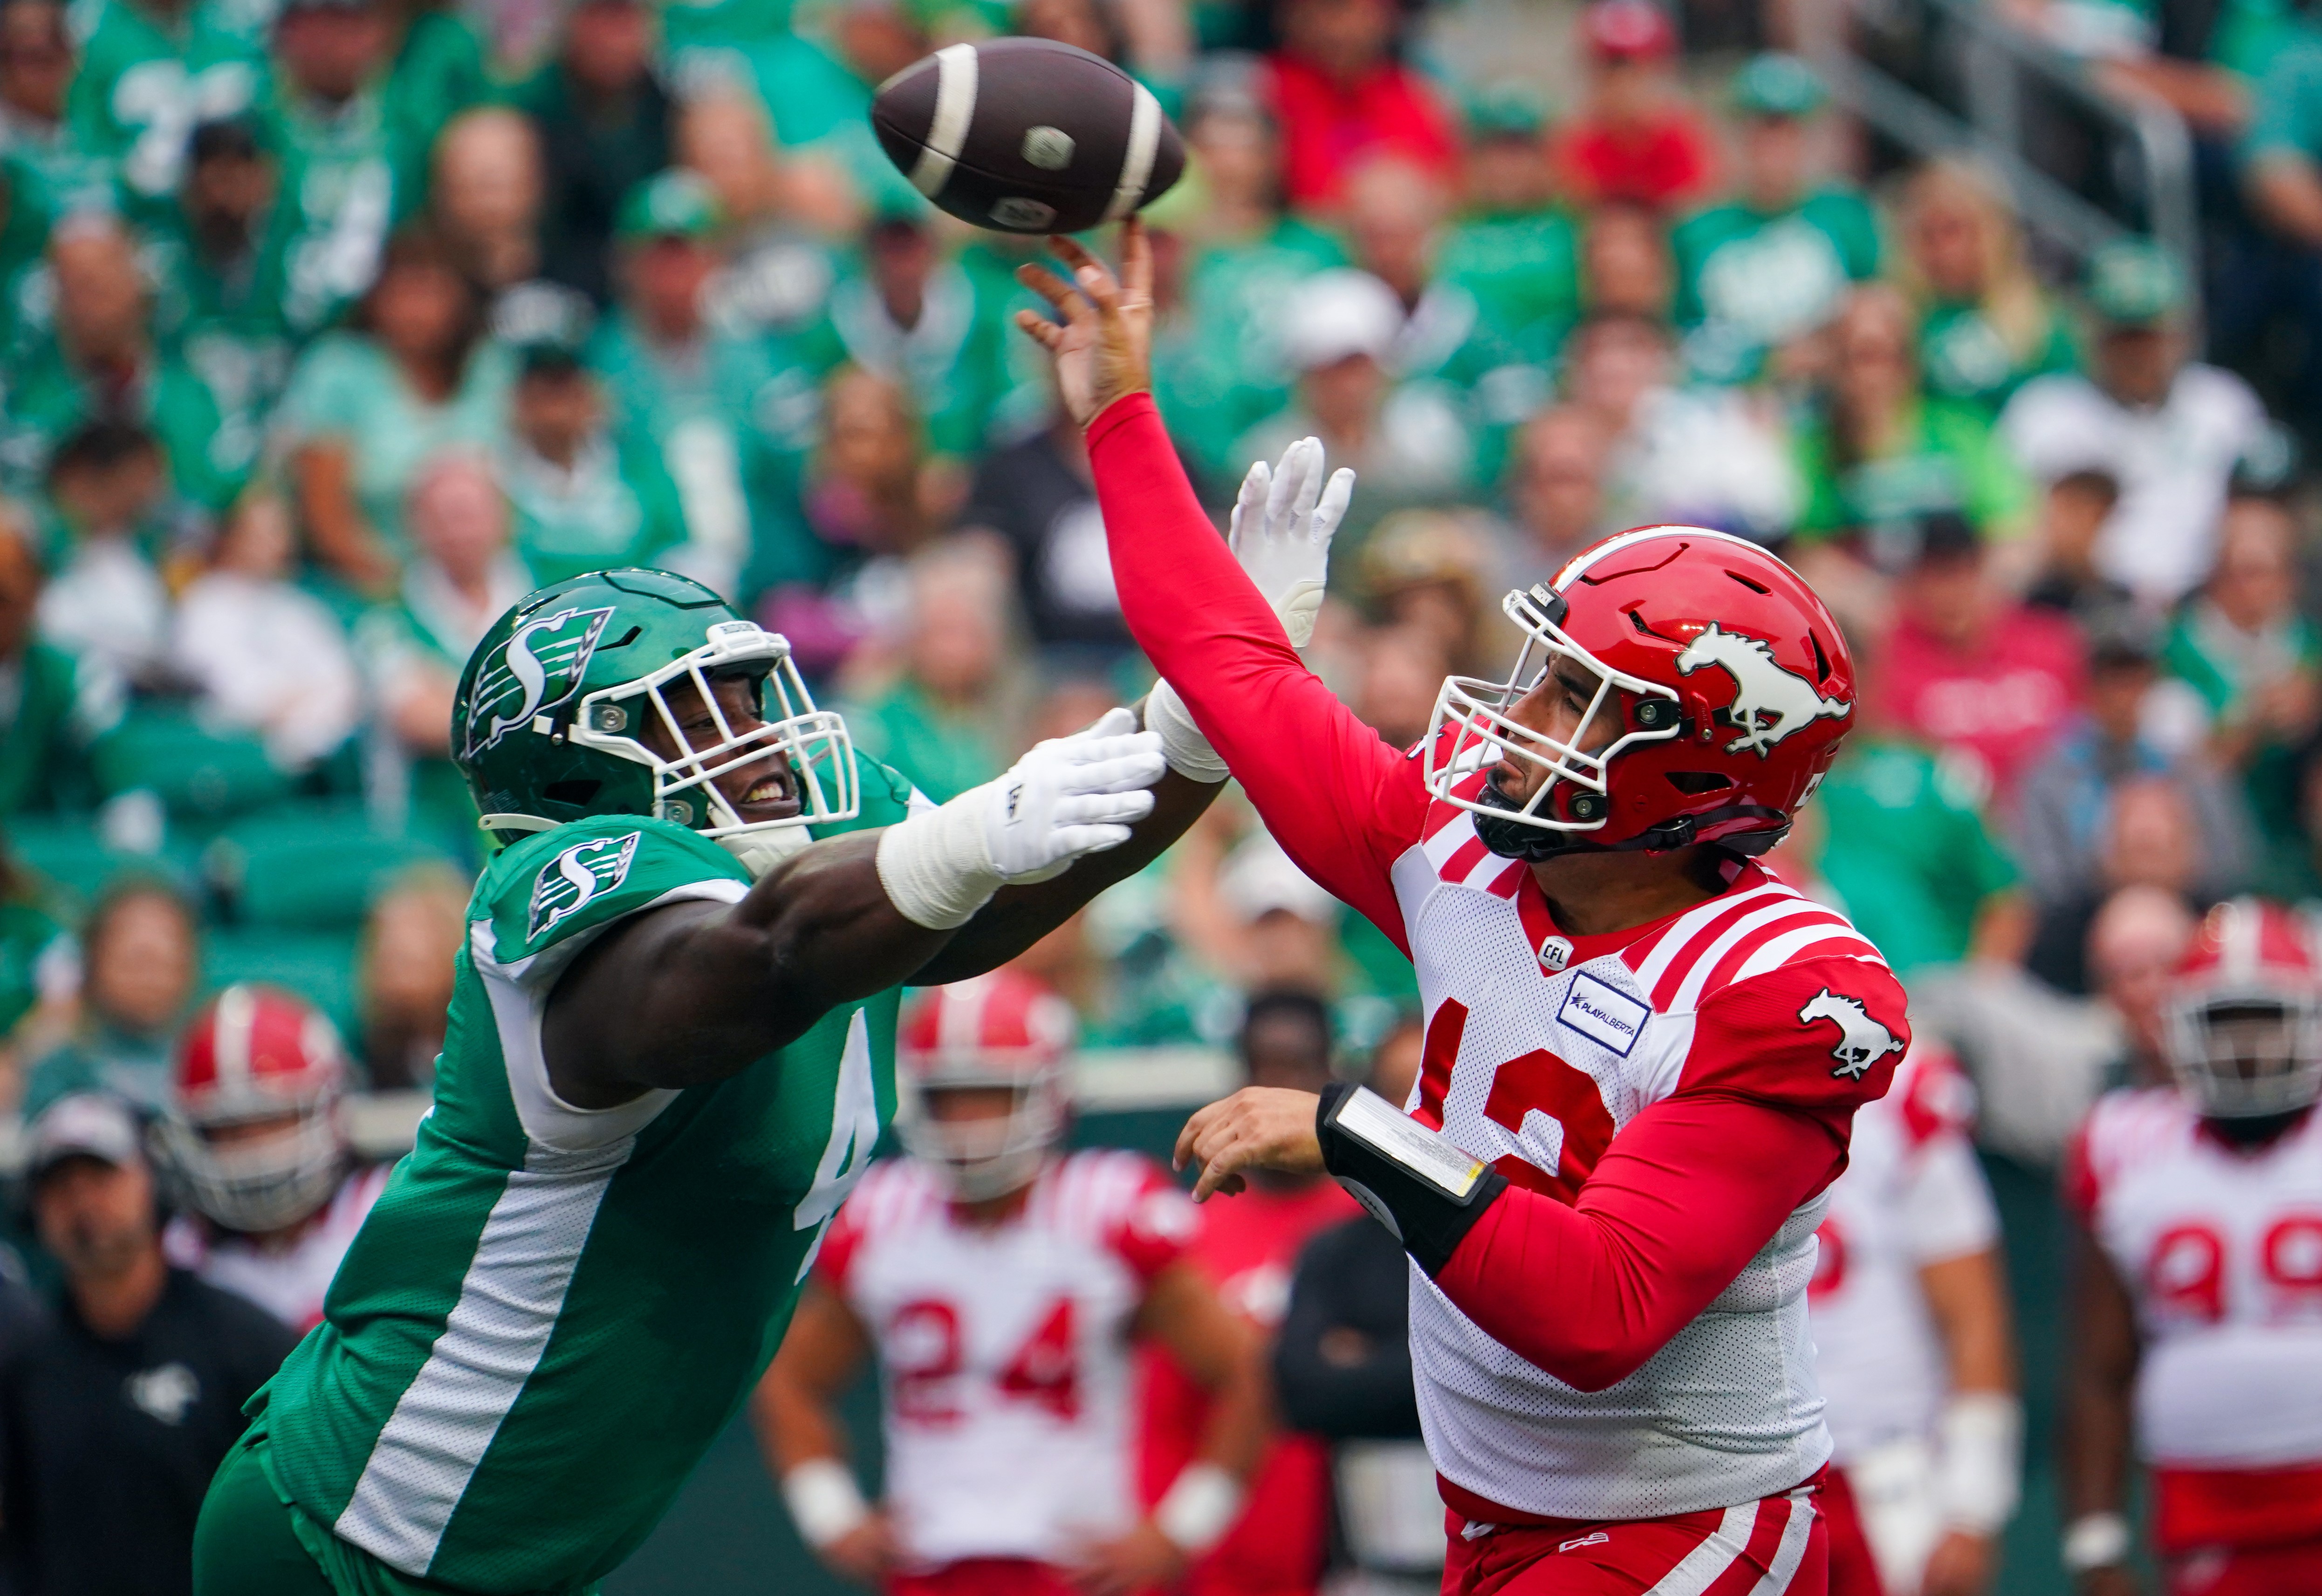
641, 673, 802, 825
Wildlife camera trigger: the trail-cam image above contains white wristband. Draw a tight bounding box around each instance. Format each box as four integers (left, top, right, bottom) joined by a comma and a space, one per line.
1144, 681, 1228, 783
1153, 1461, 1243, 1555
782, 1458, 871, 1549
875, 787, 1002, 929
1936, 1391, 2022, 1533
2061, 1510, 2130, 1573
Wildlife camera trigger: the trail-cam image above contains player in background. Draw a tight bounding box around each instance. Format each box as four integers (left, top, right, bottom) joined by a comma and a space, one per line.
1138, 989, 1356, 1596
754, 969, 1265, 1596
191, 569, 1203, 1596
159, 985, 387, 1331
2062, 899, 2322, 1596
1015, 221, 1908, 1595
1808, 1042, 2020, 1596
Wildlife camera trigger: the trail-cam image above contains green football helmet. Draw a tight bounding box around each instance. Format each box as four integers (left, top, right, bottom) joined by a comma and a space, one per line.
453, 568, 858, 849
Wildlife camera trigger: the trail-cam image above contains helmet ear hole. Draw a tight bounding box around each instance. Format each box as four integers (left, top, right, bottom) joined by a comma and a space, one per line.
543, 779, 601, 805
1666, 771, 1732, 794
1808, 630, 1833, 683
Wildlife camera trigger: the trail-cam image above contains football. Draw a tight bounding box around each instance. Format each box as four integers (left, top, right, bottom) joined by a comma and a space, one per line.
871, 39, 1185, 235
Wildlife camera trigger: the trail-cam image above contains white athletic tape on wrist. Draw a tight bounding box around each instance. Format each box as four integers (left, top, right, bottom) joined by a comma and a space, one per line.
782, 1459, 871, 1549
1144, 681, 1228, 783
1936, 1391, 2022, 1533
1154, 1462, 1243, 1555
876, 787, 1001, 929
2061, 1511, 2130, 1573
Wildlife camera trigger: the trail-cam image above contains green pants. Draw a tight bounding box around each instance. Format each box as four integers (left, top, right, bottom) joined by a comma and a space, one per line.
193, 1432, 340, 1596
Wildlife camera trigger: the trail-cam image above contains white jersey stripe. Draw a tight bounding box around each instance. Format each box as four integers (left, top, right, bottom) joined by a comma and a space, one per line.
1726, 926, 1884, 990
1423, 810, 1478, 871
1751, 1491, 1816, 1594
1629, 884, 1796, 994
1643, 1500, 1758, 1596
1669, 901, 1842, 1015
336, 1137, 631, 1574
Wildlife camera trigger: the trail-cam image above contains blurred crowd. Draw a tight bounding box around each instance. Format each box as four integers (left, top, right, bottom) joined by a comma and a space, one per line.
2, 0, 2322, 1583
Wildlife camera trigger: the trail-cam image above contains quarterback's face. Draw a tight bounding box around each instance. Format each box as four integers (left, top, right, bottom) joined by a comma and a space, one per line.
1492, 662, 1616, 804
643, 673, 803, 825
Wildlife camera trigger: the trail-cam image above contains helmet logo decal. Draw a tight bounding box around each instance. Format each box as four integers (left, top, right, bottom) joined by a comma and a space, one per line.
528, 831, 641, 940
463, 605, 617, 761
1798, 988, 1905, 1079
1674, 622, 1850, 756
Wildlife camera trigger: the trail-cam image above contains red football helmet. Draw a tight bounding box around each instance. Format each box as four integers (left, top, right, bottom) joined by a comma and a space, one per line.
1426, 526, 1856, 858
896, 971, 1077, 1200
2163, 898, 2322, 1119
164, 984, 349, 1233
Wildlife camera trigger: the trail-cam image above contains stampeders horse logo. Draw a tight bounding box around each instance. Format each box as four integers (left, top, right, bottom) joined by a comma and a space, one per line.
462, 605, 616, 761
1797, 988, 1905, 1080
1674, 622, 1850, 757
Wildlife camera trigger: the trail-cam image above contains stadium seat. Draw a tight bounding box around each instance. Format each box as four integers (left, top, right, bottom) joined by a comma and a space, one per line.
90, 709, 290, 829
5, 812, 198, 908
202, 803, 461, 932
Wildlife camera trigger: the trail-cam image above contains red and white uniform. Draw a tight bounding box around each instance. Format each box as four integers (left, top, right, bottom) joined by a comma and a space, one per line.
1089, 393, 1907, 1585
1810, 1049, 1996, 1462
165, 1164, 390, 1331
2067, 1091, 2322, 1559
816, 1149, 1198, 1572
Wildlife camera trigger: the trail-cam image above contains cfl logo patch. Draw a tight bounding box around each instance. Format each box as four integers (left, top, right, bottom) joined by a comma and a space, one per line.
1537, 935, 1573, 973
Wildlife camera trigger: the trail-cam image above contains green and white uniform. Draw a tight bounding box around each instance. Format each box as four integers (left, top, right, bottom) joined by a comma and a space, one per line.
243, 765, 918, 1594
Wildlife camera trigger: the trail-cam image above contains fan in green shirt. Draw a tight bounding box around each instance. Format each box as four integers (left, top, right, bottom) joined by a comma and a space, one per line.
0, 520, 116, 816
1438, 82, 1581, 368
1894, 159, 2080, 412
500, 342, 688, 587
1671, 54, 1880, 385
63, 0, 264, 210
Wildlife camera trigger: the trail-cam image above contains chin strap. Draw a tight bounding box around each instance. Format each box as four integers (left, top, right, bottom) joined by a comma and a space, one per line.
1471, 782, 1790, 863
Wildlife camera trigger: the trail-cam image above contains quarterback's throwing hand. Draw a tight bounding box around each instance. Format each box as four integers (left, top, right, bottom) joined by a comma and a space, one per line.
1229, 437, 1353, 650
1175, 1087, 1327, 1201
1013, 222, 1155, 427
984, 706, 1165, 883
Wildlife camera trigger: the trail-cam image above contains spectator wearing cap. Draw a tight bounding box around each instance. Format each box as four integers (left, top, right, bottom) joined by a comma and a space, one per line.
514, 0, 671, 307
1897, 158, 2080, 415
1560, 309, 1801, 541
1, 212, 231, 512
354, 450, 528, 848
0, 0, 105, 212
62, 0, 261, 204
153, 118, 295, 480
430, 107, 592, 351
1439, 84, 1581, 364
1670, 53, 1880, 385
2016, 616, 2250, 923
259, 0, 425, 333
1258, 0, 1459, 211
169, 487, 363, 773
24, 880, 202, 1119
0, 509, 113, 815
277, 226, 512, 595
1788, 285, 2032, 551
0, 1092, 295, 1596
2000, 240, 2270, 607
499, 339, 687, 587
2160, 489, 2322, 853
589, 169, 824, 602
1235, 268, 1476, 546
1549, 0, 1718, 211
1869, 511, 2089, 814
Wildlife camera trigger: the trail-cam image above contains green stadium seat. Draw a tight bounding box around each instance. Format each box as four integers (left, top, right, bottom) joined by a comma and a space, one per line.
5, 813, 197, 910
91, 709, 290, 828
201, 926, 363, 1043
203, 804, 462, 932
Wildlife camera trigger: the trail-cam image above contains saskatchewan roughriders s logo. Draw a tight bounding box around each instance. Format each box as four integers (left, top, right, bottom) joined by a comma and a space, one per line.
529, 832, 642, 940
462, 605, 617, 761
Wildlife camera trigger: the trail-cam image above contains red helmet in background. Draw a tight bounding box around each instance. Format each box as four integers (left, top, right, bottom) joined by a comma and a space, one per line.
1426, 525, 1856, 859
164, 984, 349, 1233
896, 971, 1077, 1201
2164, 898, 2322, 1120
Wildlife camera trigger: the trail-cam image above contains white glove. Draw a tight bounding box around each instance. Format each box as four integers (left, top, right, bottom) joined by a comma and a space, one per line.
1229, 435, 1354, 650
876, 708, 1165, 928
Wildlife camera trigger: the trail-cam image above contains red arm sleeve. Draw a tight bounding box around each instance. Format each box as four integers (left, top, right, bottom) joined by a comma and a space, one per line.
1430, 953, 1909, 1391
1087, 393, 1426, 948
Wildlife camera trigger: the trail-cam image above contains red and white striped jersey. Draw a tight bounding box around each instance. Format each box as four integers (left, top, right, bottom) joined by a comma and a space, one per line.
1390, 778, 1908, 1521
164, 1164, 390, 1331
1808, 1047, 1999, 1461
2068, 1091, 2322, 1472
817, 1150, 1196, 1569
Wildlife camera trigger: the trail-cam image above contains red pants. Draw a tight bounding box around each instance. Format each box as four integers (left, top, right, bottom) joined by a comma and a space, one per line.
2165, 1535, 2322, 1596
1442, 1480, 1826, 1595
1817, 1469, 1885, 1596
890, 1559, 1083, 1596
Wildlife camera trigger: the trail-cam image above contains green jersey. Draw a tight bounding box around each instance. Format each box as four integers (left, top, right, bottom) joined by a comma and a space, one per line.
64, 0, 265, 207
257, 765, 919, 1594
1672, 186, 1881, 384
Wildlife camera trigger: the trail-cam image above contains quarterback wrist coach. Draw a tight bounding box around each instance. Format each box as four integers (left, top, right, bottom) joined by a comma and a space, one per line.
1315, 1083, 1507, 1275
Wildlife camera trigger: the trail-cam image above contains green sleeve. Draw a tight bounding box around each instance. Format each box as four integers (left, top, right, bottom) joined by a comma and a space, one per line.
1787, 411, 1847, 541
1936, 402, 2034, 535
1944, 790, 2021, 902
1817, 189, 1884, 280
2162, 620, 2237, 714
2244, 41, 2322, 162
274, 335, 368, 440
1666, 207, 1726, 325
